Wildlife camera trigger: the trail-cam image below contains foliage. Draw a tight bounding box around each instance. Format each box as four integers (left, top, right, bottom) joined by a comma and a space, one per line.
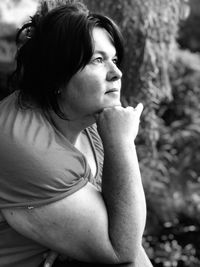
143, 47, 200, 266
178, 0, 200, 52
144, 222, 200, 267
0, 22, 16, 99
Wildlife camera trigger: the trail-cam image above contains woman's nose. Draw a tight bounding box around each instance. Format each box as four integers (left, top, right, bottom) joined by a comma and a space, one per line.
106, 62, 122, 81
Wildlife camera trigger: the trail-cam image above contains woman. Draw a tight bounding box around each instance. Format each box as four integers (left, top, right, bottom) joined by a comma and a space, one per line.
0, 1, 152, 266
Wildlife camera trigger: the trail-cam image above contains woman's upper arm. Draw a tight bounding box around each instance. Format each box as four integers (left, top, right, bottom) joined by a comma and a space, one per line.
2, 183, 119, 264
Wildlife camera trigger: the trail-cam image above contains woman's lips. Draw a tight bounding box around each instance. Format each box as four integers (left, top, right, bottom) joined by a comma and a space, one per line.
105, 89, 119, 94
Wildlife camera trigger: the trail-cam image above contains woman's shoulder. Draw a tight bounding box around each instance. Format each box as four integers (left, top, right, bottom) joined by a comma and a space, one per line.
0, 91, 56, 150
0, 93, 90, 209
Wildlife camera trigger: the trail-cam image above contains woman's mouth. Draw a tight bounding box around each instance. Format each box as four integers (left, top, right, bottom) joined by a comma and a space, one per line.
105, 89, 119, 94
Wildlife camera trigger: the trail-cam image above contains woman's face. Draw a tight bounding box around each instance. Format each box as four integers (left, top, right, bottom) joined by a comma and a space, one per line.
59, 27, 122, 120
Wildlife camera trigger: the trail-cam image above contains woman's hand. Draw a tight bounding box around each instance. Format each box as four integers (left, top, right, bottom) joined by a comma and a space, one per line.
96, 103, 143, 145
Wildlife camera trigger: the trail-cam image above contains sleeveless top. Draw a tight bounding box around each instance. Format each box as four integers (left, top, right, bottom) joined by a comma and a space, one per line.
0, 92, 104, 267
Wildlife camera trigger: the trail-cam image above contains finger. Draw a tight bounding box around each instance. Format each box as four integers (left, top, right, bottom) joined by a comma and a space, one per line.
135, 103, 143, 118
43, 251, 58, 267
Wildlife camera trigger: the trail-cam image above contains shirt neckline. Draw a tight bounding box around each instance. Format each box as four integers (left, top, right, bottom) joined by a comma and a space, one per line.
84, 127, 100, 180
43, 110, 100, 180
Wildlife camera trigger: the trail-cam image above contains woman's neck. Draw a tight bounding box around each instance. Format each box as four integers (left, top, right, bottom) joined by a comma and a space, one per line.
47, 110, 95, 144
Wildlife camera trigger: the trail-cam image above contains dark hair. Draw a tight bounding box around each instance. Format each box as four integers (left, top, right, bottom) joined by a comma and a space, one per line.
10, 1, 124, 117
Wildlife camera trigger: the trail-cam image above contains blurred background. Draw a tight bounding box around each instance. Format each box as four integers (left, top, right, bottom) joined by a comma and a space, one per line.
1, 0, 200, 266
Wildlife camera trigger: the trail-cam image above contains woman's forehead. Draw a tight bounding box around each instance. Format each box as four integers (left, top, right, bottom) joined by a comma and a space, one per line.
92, 27, 116, 57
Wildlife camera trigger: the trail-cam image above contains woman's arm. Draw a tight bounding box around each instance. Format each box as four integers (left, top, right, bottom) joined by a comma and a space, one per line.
42, 245, 153, 267
2, 105, 147, 265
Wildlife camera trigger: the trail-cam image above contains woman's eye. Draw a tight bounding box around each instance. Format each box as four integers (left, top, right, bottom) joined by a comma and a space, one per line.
112, 57, 118, 65
93, 57, 103, 64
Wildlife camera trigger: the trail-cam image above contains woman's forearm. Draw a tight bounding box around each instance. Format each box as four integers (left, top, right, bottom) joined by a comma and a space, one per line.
102, 142, 146, 263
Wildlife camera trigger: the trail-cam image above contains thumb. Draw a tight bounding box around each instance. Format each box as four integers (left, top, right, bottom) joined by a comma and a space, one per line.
135, 103, 143, 118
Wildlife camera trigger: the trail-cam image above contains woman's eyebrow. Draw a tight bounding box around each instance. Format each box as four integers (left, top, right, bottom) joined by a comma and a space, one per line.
93, 50, 106, 55
93, 50, 117, 57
